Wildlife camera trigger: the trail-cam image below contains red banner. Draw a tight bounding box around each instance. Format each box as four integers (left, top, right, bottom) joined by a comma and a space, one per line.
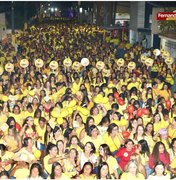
157, 12, 176, 20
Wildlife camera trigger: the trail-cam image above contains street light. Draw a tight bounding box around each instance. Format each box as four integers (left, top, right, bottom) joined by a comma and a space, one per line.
79, 7, 83, 14
51, 8, 54, 12
55, 8, 58, 12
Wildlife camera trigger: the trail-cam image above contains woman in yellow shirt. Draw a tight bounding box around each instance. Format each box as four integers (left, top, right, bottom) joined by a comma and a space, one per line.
3, 126, 22, 153
96, 162, 114, 179
81, 125, 104, 154
63, 148, 80, 178
49, 162, 70, 179
66, 135, 83, 153
168, 117, 176, 139
90, 105, 107, 126
103, 123, 123, 154
121, 159, 145, 180
98, 144, 119, 179
152, 113, 162, 134
78, 162, 95, 179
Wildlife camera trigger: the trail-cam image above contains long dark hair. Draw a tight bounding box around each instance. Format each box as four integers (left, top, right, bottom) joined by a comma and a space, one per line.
50, 162, 62, 179
107, 123, 118, 135
66, 135, 84, 150
97, 162, 111, 179
84, 142, 96, 154
44, 123, 53, 145
170, 138, 176, 156
79, 162, 93, 175
84, 116, 95, 134
22, 116, 36, 132
99, 144, 112, 163
6, 116, 16, 127
138, 139, 150, 157
29, 163, 44, 178
151, 141, 169, 166
87, 125, 99, 137
145, 122, 154, 136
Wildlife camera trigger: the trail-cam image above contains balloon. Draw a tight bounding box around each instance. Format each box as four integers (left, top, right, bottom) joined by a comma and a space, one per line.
128, 113, 134, 120
120, 119, 128, 126
117, 98, 125, 105
136, 108, 143, 117
29, 90, 35, 96
34, 150, 41, 159
128, 105, 134, 114
122, 131, 130, 139
57, 117, 64, 125
16, 123, 21, 132
2, 96, 8, 102
68, 99, 77, 108
102, 97, 109, 104
114, 92, 119, 99
79, 107, 90, 116
51, 107, 60, 118
142, 108, 150, 115
165, 100, 171, 110
66, 107, 73, 115
59, 109, 69, 118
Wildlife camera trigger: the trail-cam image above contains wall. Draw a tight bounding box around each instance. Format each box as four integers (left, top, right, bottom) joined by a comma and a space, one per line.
160, 36, 176, 59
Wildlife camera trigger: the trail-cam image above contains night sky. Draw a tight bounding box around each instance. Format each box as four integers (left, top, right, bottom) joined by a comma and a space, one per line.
0, 1, 175, 29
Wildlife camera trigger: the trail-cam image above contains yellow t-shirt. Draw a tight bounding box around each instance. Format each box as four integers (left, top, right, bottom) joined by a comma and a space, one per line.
91, 114, 103, 126
36, 125, 46, 144
121, 172, 145, 180
153, 122, 162, 134
168, 127, 176, 139
47, 173, 71, 180
145, 134, 155, 153
103, 133, 121, 152
0, 114, 7, 127
81, 135, 104, 154
14, 168, 30, 179
79, 174, 95, 179
22, 111, 34, 120
8, 113, 24, 126
170, 158, 176, 168
44, 154, 52, 174
159, 90, 170, 101
1, 151, 14, 171
106, 156, 119, 175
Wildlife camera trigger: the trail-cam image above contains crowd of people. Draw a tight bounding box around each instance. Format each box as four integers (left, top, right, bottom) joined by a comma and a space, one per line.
0, 23, 175, 179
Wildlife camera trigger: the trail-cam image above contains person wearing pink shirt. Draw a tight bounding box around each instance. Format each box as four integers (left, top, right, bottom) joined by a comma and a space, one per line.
149, 141, 170, 170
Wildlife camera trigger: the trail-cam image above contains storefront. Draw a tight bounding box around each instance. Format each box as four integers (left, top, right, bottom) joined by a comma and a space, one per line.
159, 35, 176, 59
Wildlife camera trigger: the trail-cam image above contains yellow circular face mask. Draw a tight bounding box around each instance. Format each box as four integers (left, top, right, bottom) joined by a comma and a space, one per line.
20, 59, 29, 68
153, 49, 160, 56
162, 51, 170, 59
145, 58, 154, 67
35, 59, 44, 68
49, 60, 58, 70
96, 61, 105, 70
165, 57, 174, 65
0, 66, 4, 75
63, 57, 72, 67
116, 58, 124, 67
72, 61, 81, 71
140, 55, 147, 63
5, 63, 14, 72
127, 61, 136, 70
102, 69, 111, 77
81, 58, 89, 67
